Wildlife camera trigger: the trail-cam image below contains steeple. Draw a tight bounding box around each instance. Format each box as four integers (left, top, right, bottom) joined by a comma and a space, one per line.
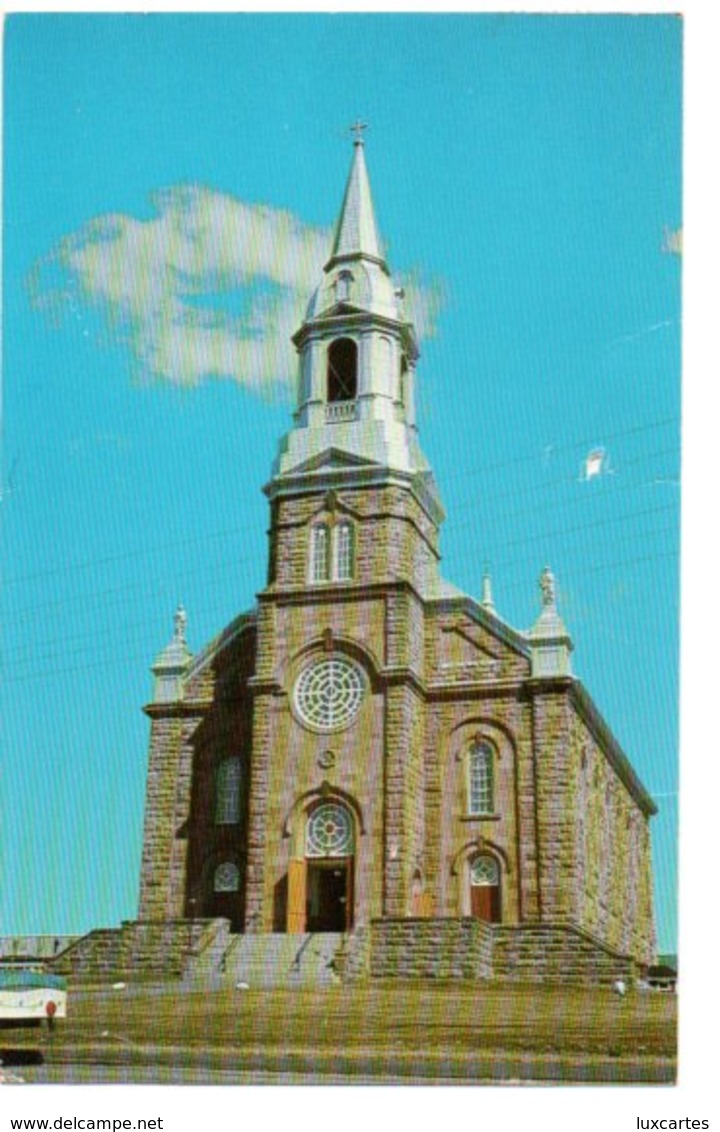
268, 134, 442, 525
326, 130, 385, 269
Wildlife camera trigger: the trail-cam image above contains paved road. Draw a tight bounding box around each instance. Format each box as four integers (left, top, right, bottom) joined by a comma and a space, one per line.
1, 1045, 676, 1086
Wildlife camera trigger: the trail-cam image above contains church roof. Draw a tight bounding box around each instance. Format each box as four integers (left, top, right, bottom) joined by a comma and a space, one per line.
326, 136, 385, 269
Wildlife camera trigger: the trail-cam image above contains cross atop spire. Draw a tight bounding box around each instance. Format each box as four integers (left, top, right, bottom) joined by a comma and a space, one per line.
349, 119, 369, 145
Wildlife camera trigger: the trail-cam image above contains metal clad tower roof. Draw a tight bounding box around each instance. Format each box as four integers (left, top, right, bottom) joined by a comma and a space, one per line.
327, 135, 384, 267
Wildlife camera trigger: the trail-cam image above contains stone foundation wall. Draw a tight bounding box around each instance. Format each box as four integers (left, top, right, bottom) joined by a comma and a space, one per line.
369, 918, 493, 979
45, 918, 645, 987
336, 927, 371, 982
0, 935, 79, 959
51, 920, 226, 983
493, 922, 640, 985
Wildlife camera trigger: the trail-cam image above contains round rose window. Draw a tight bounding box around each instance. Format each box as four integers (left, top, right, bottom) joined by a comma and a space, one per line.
294, 657, 364, 732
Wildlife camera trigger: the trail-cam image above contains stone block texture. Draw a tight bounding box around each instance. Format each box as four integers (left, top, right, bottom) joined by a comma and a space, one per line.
134, 474, 656, 974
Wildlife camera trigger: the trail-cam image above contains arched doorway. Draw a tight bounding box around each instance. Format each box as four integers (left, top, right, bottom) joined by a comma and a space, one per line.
469, 854, 501, 923
304, 802, 354, 932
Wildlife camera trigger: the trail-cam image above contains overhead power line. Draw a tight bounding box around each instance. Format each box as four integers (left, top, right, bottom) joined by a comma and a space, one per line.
2, 545, 679, 682
1, 413, 679, 589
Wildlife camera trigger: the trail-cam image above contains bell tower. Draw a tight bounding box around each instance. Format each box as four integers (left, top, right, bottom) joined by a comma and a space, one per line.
244, 136, 447, 929
270, 132, 441, 510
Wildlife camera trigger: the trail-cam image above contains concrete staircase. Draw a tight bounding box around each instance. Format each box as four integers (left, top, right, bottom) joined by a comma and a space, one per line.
185, 932, 345, 989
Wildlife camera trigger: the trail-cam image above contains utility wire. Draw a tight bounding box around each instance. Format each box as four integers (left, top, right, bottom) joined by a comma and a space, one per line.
1, 493, 678, 633
2, 545, 679, 681
1, 443, 679, 621
1, 414, 679, 588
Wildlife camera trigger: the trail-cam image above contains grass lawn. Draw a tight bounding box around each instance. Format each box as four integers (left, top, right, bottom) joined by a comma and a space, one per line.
19, 981, 676, 1082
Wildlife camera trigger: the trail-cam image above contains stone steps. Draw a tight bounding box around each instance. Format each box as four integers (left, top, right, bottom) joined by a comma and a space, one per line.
185, 932, 345, 989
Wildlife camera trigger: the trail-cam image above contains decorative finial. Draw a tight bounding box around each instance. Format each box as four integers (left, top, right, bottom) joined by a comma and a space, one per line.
173, 603, 187, 644
481, 566, 496, 611
349, 119, 369, 146
539, 567, 556, 609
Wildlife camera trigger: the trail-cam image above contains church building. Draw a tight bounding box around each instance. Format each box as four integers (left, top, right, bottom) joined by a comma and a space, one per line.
137, 137, 656, 981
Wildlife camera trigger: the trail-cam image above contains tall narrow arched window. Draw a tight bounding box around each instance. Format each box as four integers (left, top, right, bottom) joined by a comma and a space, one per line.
468, 740, 494, 816
335, 521, 354, 581
327, 338, 357, 403
215, 758, 241, 825
310, 524, 331, 583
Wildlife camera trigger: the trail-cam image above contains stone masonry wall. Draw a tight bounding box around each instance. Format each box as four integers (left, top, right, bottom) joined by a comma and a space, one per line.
181, 627, 256, 928
530, 687, 576, 921
493, 923, 639, 985
138, 714, 187, 920
529, 683, 655, 966
383, 684, 425, 916
267, 485, 440, 597
430, 696, 522, 922
369, 918, 493, 979
569, 711, 655, 964
425, 609, 531, 685
52, 920, 225, 982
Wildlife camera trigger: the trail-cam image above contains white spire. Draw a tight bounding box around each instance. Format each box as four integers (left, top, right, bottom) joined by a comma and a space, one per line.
481, 567, 496, 612
327, 129, 384, 268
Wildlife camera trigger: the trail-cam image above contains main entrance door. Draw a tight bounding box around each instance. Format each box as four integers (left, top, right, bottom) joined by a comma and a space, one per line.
306, 859, 353, 931
298, 801, 355, 932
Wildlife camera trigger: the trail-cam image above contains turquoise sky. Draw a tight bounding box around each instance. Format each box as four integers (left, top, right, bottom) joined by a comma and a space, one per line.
2, 14, 681, 950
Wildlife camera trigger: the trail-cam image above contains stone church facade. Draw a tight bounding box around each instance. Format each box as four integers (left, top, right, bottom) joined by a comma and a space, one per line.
136, 138, 656, 980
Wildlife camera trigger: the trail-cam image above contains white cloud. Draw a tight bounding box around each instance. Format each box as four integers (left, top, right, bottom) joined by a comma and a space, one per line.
662, 226, 683, 256
29, 186, 441, 398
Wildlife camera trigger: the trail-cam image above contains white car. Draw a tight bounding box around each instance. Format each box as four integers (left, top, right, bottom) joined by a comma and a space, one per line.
0, 967, 67, 1031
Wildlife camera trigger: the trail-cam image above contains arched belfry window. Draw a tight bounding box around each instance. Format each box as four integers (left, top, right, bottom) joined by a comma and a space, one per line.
327, 338, 357, 403
468, 740, 495, 816
215, 758, 241, 825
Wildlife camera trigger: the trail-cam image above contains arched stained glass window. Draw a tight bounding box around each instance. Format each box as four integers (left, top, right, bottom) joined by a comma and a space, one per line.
215, 758, 241, 825
468, 740, 494, 816
470, 854, 499, 887
306, 803, 354, 858
213, 861, 239, 893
